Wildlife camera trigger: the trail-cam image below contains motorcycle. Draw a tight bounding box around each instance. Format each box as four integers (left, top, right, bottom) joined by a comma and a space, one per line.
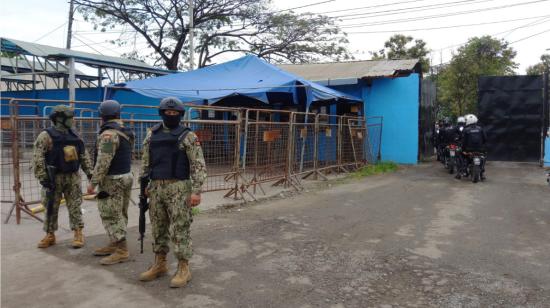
444, 143, 459, 174
465, 152, 486, 183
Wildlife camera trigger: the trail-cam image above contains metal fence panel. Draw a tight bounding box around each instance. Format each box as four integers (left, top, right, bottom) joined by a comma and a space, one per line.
2, 98, 384, 225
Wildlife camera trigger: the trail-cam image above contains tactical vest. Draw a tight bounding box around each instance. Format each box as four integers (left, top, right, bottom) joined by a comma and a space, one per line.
44, 127, 84, 173
463, 125, 484, 150
96, 121, 134, 175
149, 124, 191, 180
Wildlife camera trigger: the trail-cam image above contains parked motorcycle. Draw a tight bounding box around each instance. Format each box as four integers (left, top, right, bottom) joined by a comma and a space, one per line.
465, 152, 486, 183
445, 143, 460, 174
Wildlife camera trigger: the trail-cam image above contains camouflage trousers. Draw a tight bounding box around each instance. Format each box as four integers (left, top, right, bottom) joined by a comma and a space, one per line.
97, 173, 133, 242
148, 179, 193, 260
41, 172, 83, 233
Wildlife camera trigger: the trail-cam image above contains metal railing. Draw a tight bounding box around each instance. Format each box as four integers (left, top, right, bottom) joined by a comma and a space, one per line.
1, 98, 382, 224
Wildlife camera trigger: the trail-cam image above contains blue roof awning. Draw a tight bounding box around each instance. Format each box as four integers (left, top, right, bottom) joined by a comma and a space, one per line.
107, 55, 361, 108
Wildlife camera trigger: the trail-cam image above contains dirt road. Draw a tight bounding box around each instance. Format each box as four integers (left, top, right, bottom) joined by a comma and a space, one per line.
2, 162, 549, 307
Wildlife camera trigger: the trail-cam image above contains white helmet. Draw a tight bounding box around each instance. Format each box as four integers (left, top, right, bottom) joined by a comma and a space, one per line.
465, 114, 478, 126
457, 116, 466, 124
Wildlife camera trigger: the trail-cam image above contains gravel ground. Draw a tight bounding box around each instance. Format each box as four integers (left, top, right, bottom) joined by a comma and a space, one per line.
2, 161, 549, 307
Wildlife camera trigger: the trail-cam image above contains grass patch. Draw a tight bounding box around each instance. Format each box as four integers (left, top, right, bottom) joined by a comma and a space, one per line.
351, 162, 399, 178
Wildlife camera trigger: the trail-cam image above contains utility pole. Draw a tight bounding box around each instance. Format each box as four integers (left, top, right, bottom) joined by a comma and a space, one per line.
66, 0, 74, 50
188, 0, 195, 70
66, 0, 75, 104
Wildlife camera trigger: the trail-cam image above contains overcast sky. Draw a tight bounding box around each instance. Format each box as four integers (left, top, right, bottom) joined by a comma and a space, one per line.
1, 0, 549, 73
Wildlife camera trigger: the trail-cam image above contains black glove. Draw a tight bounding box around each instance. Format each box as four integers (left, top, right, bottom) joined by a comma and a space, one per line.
40, 180, 53, 190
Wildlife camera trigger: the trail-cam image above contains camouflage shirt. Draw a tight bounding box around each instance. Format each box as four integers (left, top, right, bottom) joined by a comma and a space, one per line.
140, 124, 207, 194
32, 127, 93, 182
91, 120, 134, 186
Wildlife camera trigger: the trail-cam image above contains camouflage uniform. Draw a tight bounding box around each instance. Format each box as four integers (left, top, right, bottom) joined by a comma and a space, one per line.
33, 126, 93, 233
141, 124, 206, 260
91, 120, 134, 242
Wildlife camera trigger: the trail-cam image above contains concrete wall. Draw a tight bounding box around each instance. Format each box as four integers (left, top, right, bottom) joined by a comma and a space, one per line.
330, 73, 420, 164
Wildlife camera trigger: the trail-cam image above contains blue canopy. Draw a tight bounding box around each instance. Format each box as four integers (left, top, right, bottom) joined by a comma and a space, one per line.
106, 55, 361, 108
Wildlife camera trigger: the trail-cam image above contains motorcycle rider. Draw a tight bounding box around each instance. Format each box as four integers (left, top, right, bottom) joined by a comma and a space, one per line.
438, 118, 453, 164
454, 116, 466, 179
441, 117, 460, 167
461, 114, 488, 180
457, 116, 466, 135
433, 120, 443, 161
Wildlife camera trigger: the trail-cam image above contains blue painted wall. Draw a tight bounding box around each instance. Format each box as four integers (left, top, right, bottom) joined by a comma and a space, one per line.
1, 87, 162, 119
330, 74, 420, 164
2, 88, 105, 116
545, 136, 550, 167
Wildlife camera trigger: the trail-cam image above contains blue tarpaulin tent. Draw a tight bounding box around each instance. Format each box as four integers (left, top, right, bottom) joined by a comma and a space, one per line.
106, 55, 361, 109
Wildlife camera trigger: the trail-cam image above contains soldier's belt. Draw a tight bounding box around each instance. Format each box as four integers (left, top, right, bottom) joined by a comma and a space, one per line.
151, 179, 182, 184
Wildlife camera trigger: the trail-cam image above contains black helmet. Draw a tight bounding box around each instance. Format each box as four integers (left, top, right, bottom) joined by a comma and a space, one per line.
49, 105, 74, 123
442, 117, 451, 126
159, 97, 184, 115
99, 100, 121, 118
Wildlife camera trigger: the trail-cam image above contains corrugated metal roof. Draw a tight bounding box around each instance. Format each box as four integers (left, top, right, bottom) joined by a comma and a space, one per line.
278, 59, 420, 82
1, 38, 170, 74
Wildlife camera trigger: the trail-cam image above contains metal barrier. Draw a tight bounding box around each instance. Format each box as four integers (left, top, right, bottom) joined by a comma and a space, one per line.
1, 98, 382, 225
242, 109, 293, 193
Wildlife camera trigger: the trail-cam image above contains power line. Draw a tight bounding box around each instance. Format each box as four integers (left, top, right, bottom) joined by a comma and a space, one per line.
71, 35, 105, 55
510, 28, 550, 44
438, 16, 550, 51
33, 22, 68, 42
334, 0, 493, 20
338, 0, 550, 28
314, 0, 430, 15
345, 15, 550, 34
432, 16, 550, 67
278, 0, 335, 12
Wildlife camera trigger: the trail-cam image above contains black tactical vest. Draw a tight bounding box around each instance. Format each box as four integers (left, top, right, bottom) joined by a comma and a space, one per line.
149, 124, 191, 180
96, 121, 134, 175
463, 125, 484, 151
44, 127, 84, 173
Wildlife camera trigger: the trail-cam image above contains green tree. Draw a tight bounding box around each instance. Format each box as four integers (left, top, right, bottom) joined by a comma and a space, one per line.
370, 34, 430, 73
74, 0, 351, 70
437, 36, 517, 116
526, 54, 550, 75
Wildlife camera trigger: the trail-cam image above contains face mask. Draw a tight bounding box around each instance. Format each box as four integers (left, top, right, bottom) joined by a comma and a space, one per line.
63, 118, 74, 128
53, 116, 73, 130
161, 113, 182, 129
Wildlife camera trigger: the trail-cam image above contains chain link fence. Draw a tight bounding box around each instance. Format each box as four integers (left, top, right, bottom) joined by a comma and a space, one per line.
1, 98, 382, 224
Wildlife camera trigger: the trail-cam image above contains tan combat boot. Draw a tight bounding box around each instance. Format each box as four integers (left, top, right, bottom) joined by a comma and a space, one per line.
170, 259, 192, 288
100, 240, 129, 265
139, 253, 168, 281
72, 228, 84, 248
37, 232, 56, 248
93, 241, 117, 256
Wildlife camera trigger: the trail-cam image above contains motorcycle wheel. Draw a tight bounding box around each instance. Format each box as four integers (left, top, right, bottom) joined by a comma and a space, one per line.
472, 165, 480, 183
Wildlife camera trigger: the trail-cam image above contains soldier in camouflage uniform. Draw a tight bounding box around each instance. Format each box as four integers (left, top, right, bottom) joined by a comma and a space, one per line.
139, 97, 206, 288
87, 100, 135, 265
32, 105, 93, 249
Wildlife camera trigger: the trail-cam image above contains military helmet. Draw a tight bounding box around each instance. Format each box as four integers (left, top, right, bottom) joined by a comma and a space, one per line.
99, 100, 121, 118
159, 97, 185, 114
49, 105, 74, 122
